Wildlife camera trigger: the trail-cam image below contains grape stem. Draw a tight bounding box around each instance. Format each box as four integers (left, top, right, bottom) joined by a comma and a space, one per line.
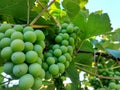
36, 0, 60, 27
30, 0, 56, 25
77, 50, 119, 61
27, 0, 30, 25
77, 66, 120, 80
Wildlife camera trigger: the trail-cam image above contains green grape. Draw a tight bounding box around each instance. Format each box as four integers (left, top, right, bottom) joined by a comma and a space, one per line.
0, 24, 12, 33
13, 63, 28, 77
19, 74, 34, 90
0, 38, 11, 49
11, 52, 25, 64
67, 24, 74, 33
64, 53, 72, 62
24, 42, 33, 52
39, 69, 45, 79
29, 63, 44, 78
10, 39, 24, 51
13, 25, 23, 32
52, 44, 60, 50
109, 82, 116, 89
60, 45, 68, 53
0, 33, 4, 40
24, 31, 36, 43
46, 57, 55, 65
61, 29, 67, 33
3, 62, 14, 74
58, 55, 66, 63
34, 30, 45, 41
39, 53, 44, 60
42, 62, 49, 71
64, 61, 70, 68
5, 29, 15, 37
33, 44, 43, 55
55, 35, 63, 43
1, 47, 12, 60
49, 64, 59, 75
23, 26, 34, 33
25, 50, 38, 63
62, 40, 69, 46
61, 23, 68, 29
69, 37, 74, 46
53, 48, 62, 57
11, 31, 23, 40
70, 33, 76, 39
57, 63, 65, 73
116, 84, 120, 90
62, 33, 69, 40
32, 78, 42, 90
67, 45, 73, 55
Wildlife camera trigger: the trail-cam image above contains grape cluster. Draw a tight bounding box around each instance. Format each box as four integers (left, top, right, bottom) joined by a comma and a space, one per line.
43, 23, 78, 79
0, 24, 45, 90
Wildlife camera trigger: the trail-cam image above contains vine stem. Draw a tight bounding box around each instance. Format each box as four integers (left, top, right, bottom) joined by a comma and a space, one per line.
30, 0, 56, 25
36, 0, 60, 27
27, 0, 30, 25
77, 66, 120, 80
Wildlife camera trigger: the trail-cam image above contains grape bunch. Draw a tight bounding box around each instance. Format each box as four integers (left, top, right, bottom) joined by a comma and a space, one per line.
43, 23, 78, 79
0, 24, 45, 90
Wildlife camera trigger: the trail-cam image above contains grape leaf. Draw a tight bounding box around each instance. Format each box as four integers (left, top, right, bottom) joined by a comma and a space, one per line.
106, 49, 120, 58
0, 0, 35, 19
86, 13, 112, 38
66, 62, 80, 90
62, 0, 80, 17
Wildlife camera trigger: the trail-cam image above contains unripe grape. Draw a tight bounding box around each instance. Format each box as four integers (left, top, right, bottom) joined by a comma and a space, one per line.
0, 38, 11, 49
13, 63, 28, 77
34, 30, 45, 41
49, 64, 59, 75
19, 74, 34, 90
13, 25, 23, 32
3, 62, 14, 74
23, 26, 34, 33
10, 39, 24, 51
11, 52, 25, 64
25, 51, 38, 63
11, 31, 23, 40
5, 29, 15, 37
24, 31, 36, 43
1, 47, 12, 60
0, 24, 12, 33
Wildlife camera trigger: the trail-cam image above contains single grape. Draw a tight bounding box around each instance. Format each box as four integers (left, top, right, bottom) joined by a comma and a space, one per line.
33, 44, 43, 55
23, 26, 34, 33
10, 39, 24, 51
11, 31, 23, 40
61, 23, 68, 29
1, 47, 12, 60
60, 45, 68, 53
57, 63, 65, 73
0, 33, 4, 40
5, 29, 15, 37
55, 35, 63, 43
24, 42, 33, 52
25, 50, 38, 63
0, 38, 11, 49
19, 74, 34, 90
53, 48, 62, 57
13, 63, 28, 77
49, 64, 59, 75
46, 57, 55, 65
11, 52, 25, 64
58, 55, 66, 63
0, 24, 12, 33
13, 25, 23, 32
24, 31, 36, 43
34, 30, 45, 41
62, 40, 69, 46
3, 62, 14, 74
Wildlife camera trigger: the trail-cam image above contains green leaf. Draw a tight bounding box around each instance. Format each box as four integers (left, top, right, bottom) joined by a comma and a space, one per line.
106, 49, 120, 58
0, 0, 35, 19
62, 0, 80, 17
66, 62, 80, 90
75, 53, 93, 66
80, 40, 94, 52
86, 13, 112, 38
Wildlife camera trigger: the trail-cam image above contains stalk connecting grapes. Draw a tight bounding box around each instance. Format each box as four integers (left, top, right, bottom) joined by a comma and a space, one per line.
0, 23, 79, 90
